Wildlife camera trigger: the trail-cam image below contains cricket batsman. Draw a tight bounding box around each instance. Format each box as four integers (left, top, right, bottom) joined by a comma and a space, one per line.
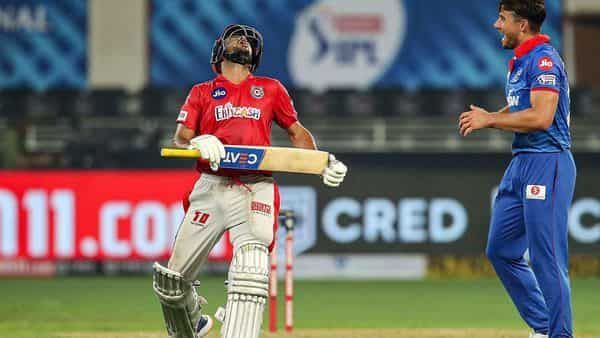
459, 1, 575, 337
152, 24, 347, 338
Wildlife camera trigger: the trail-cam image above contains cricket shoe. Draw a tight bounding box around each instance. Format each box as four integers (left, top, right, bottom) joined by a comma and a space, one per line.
529, 332, 548, 338
195, 315, 213, 337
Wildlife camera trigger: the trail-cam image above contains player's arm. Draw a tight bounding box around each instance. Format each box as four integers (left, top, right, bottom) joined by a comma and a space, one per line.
488, 91, 557, 132
172, 124, 196, 148
272, 81, 317, 150
172, 88, 199, 148
497, 105, 510, 114
286, 121, 347, 187
173, 86, 225, 166
459, 91, 558, 136
273, 80, 346, 186
286, 121, 317, 150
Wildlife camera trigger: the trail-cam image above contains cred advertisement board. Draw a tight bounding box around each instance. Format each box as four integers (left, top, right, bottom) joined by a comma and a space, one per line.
275, 153, 600, 255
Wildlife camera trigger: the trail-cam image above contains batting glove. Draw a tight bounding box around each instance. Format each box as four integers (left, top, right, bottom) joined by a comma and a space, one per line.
188, 134, 226, 171
322, 154, 347, 187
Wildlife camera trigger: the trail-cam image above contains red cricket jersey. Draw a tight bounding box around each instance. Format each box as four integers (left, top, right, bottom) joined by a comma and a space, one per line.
176, 74, 298, 176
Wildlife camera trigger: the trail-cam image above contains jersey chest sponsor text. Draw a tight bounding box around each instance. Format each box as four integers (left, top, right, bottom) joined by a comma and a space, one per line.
214, 102, 262, 121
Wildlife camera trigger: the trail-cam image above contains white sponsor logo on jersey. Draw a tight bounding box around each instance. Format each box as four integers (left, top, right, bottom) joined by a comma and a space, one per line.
289, 0, 406, 91
177, 110, 188, 122
507, 95, 520, 107
537, 74, 557, 86
526, 185, 546, 200
538, 57, 554, 70
214, 103, 261, 121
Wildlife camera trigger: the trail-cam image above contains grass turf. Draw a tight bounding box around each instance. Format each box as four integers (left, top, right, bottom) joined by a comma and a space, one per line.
0, 277, 598, 338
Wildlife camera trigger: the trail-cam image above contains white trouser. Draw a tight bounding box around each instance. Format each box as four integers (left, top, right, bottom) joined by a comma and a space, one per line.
168, 173, 278, 281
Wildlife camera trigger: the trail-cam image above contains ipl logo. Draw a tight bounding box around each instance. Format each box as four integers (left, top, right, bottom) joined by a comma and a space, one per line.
289, 0, 406, 90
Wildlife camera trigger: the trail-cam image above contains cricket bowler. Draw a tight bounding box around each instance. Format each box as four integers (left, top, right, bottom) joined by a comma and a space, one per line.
459, 1, 575, 337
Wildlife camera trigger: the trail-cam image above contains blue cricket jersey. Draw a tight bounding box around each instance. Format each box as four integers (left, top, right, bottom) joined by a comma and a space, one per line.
505, 35, 571, 154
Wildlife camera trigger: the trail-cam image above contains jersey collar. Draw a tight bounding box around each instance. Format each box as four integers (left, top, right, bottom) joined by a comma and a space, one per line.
514, 34, 550, 58
509, 34, 550, 71
216, 73, 254, 86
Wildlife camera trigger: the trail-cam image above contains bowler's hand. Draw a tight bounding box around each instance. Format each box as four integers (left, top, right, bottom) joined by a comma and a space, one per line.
459, 105, 493, 136
188, 134, 226, 171
322, 154, 347, 188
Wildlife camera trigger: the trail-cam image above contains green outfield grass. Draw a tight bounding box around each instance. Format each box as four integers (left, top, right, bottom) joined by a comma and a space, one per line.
0, 277, 598, 338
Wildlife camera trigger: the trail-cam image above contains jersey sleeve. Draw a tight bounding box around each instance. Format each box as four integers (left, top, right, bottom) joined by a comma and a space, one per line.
272, 80, 298, 129
176, 85, 203, 131
529, 53, 561, 94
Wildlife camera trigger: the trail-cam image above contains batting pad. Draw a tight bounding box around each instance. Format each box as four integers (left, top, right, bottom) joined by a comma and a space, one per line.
221, 242, 270, 338
153, 262, 206, 338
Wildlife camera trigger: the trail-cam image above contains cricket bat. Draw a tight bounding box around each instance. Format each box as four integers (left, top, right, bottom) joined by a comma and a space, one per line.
160, 145, 329, 175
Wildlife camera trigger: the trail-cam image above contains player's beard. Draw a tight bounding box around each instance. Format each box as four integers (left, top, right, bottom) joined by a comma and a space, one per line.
224, 47, 252, 66
502, 31, 519, 49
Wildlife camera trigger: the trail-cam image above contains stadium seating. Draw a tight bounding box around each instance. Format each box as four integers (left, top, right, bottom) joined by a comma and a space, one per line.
1, 87, 599, 169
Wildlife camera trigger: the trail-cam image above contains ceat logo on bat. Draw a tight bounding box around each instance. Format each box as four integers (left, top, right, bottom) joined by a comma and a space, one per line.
538, 57, 554, 71
220, 147, 265, 170
289, 0, 406, 91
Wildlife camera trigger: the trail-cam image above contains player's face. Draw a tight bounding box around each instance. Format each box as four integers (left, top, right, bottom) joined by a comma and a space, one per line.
494, 9, 524, 49
225, 34, 253, 56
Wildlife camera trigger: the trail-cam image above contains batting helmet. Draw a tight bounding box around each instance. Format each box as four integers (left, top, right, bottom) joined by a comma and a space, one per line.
210, 24, 263, 74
